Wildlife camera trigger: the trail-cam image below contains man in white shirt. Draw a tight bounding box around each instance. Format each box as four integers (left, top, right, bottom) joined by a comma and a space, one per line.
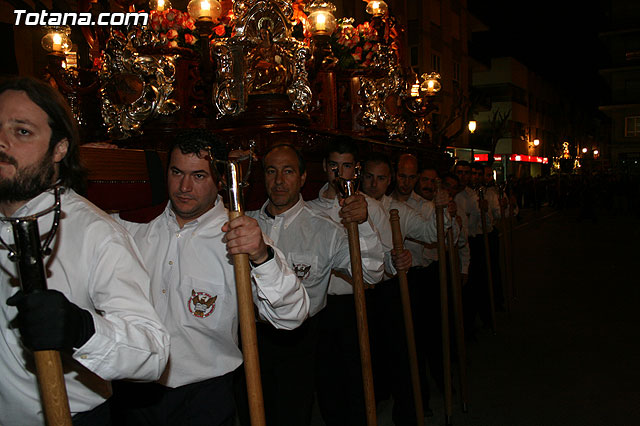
362, 153, 451, 424
390, 155, 458, 420
0, 77, 170, 426
457, 161, 493, 334
307, 137, 392, 426
113, 130, 309, 426
240, 144, 383, 426
483, 165, 507, 311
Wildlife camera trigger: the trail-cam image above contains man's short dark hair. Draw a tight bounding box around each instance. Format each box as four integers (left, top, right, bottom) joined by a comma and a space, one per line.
263, 144, 306, 175
471, 162, 485, 171
363, 152, 393, 176
0, 77, 86, 193
453, 160, 471, 172
441, 172, 459, 184
418, 163, 438, 175
169, 129, 227, 181
326, 136, 359, 162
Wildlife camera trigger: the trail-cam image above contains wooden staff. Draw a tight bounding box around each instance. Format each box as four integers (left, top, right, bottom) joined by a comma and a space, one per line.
498, 188, 513, 314
11, 216, 72, 426
446, 221, 469, 413
435, 199, 453, 425
338, 176, 377, 426
226, 161, 266, 426
389, 209, 424, 425
478, 188, 497, 334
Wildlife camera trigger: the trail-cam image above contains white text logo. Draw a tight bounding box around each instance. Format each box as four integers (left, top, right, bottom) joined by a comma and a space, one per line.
14, 10, 149, 26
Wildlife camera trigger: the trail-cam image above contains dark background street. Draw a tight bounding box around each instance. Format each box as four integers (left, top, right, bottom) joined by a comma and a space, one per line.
419, 205, 640, 426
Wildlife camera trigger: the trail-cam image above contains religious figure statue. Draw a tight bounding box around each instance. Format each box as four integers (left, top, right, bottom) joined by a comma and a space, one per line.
245, 18, 289, 95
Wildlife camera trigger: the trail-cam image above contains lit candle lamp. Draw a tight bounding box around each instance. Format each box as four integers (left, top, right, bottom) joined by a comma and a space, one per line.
410, 80, 420, 97
157, 0, 165, 11
52, 33, 62, 52
200, 0, 212, 17
365, 0, 388, 16
316, 13, 327, 32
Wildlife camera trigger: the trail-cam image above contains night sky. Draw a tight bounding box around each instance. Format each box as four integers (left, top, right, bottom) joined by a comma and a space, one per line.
468, 0, 609, 107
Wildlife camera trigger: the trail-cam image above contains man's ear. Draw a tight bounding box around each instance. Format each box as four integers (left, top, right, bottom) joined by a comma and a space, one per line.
300, 171, 307, 187
322, 158, 327, 173
53, 138, 69, 163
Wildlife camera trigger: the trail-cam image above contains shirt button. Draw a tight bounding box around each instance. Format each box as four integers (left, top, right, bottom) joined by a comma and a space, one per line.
80, 355, 88, 359
176, 233, 181, 238
169, 261, 173, 265
162, 289, 166, 294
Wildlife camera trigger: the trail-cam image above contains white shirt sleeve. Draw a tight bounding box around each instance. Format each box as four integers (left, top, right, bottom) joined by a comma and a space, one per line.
72, 222, 170, 382
250, 240, 310, 330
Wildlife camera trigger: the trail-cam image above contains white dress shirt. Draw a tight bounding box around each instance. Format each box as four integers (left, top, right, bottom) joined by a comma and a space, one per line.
455, 187, 490, 237
117, 196, 309, 388
248, 195, 384, 317
378, 195, 439, 272
306, 183, 391, 295
0, 188, 170, 425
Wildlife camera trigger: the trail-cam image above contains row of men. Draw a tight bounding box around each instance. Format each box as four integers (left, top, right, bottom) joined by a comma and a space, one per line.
0, 77, 515, 426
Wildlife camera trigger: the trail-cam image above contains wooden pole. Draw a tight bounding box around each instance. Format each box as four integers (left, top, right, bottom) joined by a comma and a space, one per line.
389, 209, 424, 425
446, 225, 469, 413
227, 161, 266, 426
34, 351, 73, 426
499, 194, 513, 314
11, 219, 72, 426
435, 204, 453, 425
344, 218, 378, 426
478, 189, 497, 334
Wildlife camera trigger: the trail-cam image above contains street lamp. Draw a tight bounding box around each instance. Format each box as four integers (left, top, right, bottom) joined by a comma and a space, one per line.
533, 138, 540, 146
582, 147, 588, 154
468, 120, 477, 134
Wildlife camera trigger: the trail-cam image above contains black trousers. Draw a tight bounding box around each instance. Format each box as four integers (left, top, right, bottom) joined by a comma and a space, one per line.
488, 228, 505, 309
110, 373, 236, 426
465, 235, 491, 332
315, 293, 375, 426
72, 398, 112, 426
372, 264, 442, 426
236, 315, 320, 426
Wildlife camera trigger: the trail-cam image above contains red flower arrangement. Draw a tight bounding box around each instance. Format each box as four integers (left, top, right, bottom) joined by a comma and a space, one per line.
330, 20, 381, 69
139, 9, 199, 49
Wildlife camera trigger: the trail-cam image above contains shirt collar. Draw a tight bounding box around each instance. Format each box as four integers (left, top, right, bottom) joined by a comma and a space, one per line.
315, 183, 339, 208
260, 195, 306, 229
7, 187, 63, 218
163, 194, 226, 231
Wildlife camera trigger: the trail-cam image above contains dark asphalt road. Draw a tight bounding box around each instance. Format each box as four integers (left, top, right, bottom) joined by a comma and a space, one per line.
421, 206, 640, 426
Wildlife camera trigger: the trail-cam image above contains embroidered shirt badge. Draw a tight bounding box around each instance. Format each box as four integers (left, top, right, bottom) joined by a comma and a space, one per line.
292, 262, 311, 281
188, 290, 217, 318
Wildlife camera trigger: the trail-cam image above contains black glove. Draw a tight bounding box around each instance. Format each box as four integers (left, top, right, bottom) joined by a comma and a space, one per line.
7, 289, 95, 352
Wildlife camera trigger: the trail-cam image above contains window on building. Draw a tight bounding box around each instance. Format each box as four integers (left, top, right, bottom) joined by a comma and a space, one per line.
453, 62, 460, 82
432, 54, 441, 73
626, 116, 640, 137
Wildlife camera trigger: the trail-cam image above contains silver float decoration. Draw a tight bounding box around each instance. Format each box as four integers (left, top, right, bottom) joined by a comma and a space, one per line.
100, 30, 181, 139
211, 0, 312, 117
358, 44, 409, 140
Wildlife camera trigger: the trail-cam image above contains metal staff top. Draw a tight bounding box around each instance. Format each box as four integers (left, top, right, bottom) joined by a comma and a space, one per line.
0, 186, 64, 293
332, 164, 361, 198
206, 142, 256, 213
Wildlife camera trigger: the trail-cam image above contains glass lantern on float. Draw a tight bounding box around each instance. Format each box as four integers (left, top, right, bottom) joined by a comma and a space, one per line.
402, 71, 441, 116
306, 1, 337, 37
41, 26, 72, 54
365, 0, 389, 16
187, 0, 222, 35
149, 0, 172, 12
421, 72, 441, 96
305, 1, 337, 69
